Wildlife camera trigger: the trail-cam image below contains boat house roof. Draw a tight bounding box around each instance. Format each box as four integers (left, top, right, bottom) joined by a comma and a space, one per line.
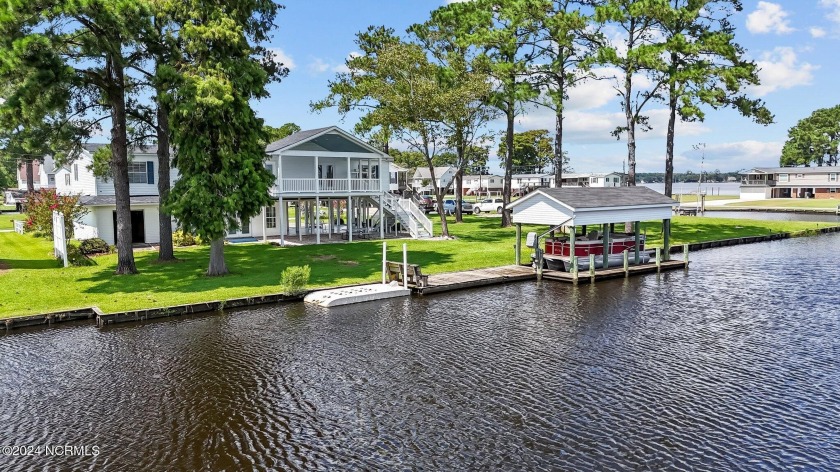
509, 187, 677, 227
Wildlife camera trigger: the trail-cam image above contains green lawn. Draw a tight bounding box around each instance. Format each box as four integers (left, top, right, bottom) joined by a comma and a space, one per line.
0, 213, 25, 230
0, 215, 836, 318
725, 198, 840, 209
1, 205, 16, 212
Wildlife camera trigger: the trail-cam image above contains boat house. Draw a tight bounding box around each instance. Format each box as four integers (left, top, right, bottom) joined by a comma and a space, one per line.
508, 187, 678, 275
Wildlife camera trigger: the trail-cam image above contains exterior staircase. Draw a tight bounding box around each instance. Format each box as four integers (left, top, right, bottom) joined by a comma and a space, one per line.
361, 194, 433, 238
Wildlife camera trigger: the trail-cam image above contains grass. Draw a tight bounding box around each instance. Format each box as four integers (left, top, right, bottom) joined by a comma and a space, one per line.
724, 198, 840, 209
0, 213, 25, 231
1, 205, 16, 212
0, 215, 837, 318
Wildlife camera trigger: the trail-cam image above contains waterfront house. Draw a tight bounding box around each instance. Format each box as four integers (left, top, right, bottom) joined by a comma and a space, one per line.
740, 166, 840, 200
54, 126, 431, 245
411, 166, 456, 193
558, 172, 626, 188
462, 173, 505, 195
16, 156, 59, 190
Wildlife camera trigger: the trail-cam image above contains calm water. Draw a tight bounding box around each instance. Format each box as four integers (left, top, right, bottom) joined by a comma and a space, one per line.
643, 182, 742, 196
705, 210, 840, 223
2, 234, 840, 470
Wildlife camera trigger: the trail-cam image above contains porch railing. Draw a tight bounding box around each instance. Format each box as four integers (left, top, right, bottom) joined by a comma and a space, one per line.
274, 178, 381, 194
741, 179, 775, 186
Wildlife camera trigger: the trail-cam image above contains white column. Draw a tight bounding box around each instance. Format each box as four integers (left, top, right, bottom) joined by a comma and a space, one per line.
327, 198, 332, 239
379, 194, 384, 239
348, 196, 353, 242
279, 197, 285, 246
314, 154, 319, 196
315, 195, 321, 244
347, 156, 352, 194
296, 198, 302, 240
277, 152, 283, 192
261, 206, 266, 242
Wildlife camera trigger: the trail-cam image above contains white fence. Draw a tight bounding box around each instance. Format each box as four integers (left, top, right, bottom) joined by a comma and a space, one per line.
53, 211, 68, 268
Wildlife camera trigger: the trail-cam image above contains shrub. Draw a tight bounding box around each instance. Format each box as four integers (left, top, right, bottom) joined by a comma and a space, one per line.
79, 238, 111, 255
66, 241, 96, 267
22, 189, 88, 238
280, 265, 311, 296
172, 230, 197, 247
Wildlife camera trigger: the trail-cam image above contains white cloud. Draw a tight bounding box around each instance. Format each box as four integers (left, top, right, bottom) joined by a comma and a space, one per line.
746, 2, 794, 34
810, 27, 827, 38
307, 58, 330, 74
749, 47, 817, 97
820, 0, 840, 24
677, 140, 783, 171
513, 106, 708, 144
269, 48, 296, 70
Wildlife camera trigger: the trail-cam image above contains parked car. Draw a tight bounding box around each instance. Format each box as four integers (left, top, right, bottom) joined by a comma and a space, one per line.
473, 197, 505, 214
442, 199, 474, 216
416, 194, 435, 214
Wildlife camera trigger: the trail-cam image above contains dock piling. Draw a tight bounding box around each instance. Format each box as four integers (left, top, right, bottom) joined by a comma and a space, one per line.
402, 243, 408, 289
589, 254, 596, 281
382, 241, 387, 285
623, 250, 629, 276
683, 243, 689, 263
655, 248, 662, 271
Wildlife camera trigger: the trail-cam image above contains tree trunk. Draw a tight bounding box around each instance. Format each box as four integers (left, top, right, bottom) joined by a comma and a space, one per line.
109, 57, 138, 275
207, 237, 228, 276
501, 107, 514, 228
555, 70, 564, 188
156, 99, 175, 261
454, 171, 464, 223
428, 165, 449, 237
665, 78, 677, 198
625, 75, 636, 188
25, 160, 34, 193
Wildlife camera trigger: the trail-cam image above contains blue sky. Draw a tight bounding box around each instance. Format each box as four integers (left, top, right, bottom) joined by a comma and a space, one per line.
258, 1, 838, 175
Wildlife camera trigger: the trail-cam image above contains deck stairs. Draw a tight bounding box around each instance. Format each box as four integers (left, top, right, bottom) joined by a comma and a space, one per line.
360, 194, 433, 239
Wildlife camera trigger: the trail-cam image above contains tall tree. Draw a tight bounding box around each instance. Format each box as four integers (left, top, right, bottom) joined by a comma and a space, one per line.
433, 0, 541, 227
781, 106, 840, 167
529, 0, 600, 188
0, 1, 156, 274
595, 0, 666, 188
498, 129, 554, 172
656, 0, 772, 196
165, 0, 285, 276
411, 16, 498, 222
311, 26, 401, 153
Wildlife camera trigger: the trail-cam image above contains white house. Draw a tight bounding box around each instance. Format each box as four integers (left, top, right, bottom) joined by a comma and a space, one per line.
411, 166, 456, 193
462, 173, 504, 195
52, 127, 433, 245
389, 163, 409, 193
740, 166, 840, 200
559, 172, 625, 187
55, 144, 179, 245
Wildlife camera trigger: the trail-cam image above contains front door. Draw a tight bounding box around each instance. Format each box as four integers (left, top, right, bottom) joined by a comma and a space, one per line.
229, 217, 251, 237
113, 210, 145, 244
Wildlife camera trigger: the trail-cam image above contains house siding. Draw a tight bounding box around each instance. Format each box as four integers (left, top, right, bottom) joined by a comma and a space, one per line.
512, 194, 572, 225
572, 207, 672, 226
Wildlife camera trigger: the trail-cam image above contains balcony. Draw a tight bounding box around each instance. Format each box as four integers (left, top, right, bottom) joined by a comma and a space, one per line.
741, 179, 775, 187
272, 178, 381, 195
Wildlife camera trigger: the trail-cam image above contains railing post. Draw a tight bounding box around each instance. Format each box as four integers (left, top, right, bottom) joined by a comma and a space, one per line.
402, 243, 408, 289
382, 241, 387, 284
656, 247, 661, 271
683, 244, 689, 264
623, 249, 629, 277
589, 253, 595, 281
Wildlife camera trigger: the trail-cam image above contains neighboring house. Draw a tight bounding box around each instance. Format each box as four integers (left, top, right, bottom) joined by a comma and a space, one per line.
462, 174, 504, 195
740, 166, 840, 200
388, 163, 409, 194
559, 172, 625, 188
16, 156, 59, 190
512, 173, 554, 193
411, 166, 456, 193
56, 144, 179, 245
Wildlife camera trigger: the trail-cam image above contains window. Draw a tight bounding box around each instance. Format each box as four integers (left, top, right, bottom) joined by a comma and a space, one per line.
73, 164, 79, 181
372, 165, 379, 179
266, 164, 273, 175
127, 162, 154, 184
64, 174, 71, 185
778, 173, 789, 182
796, 173, 804, 179
265, 206, 277, 228
591, 177, 600, 183
830, 173, 837, 182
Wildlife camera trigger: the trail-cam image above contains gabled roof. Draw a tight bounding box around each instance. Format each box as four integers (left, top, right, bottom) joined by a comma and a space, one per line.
413, 166, 455, 179
265, 126, 387, 156
510, 186, 676, 211
80, 195, 160, 206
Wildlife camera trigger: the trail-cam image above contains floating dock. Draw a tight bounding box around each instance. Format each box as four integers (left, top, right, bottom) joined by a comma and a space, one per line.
304, 283, 411, 307
416, 265, 536, 295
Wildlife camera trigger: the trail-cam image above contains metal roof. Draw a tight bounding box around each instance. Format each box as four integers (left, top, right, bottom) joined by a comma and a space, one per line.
265, 127, 333, 153
526, 187, 676, 209
265, 126, 386, 156
80, 195, 160, 206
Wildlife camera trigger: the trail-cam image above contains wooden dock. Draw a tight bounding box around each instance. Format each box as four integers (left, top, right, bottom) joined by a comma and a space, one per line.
540, 259, 687, 284
416, 265, 536, 295
414, 259, 688, 295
